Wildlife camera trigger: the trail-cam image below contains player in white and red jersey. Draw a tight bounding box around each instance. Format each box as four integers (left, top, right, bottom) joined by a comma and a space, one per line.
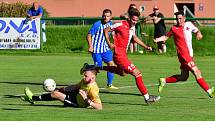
100, 8, 160, 104
157, 11, 215, 98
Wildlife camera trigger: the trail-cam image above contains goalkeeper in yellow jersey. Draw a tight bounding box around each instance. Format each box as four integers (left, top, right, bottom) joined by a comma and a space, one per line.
23, 63, 102, 110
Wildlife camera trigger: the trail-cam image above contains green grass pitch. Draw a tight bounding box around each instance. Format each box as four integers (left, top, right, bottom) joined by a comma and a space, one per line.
0, 54, 215, 121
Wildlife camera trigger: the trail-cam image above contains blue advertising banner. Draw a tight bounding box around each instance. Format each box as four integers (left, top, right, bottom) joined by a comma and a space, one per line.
0, 18, 40, 49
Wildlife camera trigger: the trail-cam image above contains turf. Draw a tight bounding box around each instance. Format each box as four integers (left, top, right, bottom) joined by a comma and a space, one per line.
0, 54, 215, 121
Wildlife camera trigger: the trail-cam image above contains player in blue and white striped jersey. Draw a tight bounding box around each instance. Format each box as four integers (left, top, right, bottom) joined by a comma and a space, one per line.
87, 9, 118, 89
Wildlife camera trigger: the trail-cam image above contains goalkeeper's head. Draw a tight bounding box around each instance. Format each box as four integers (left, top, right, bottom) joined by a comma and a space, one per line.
80, 63, 99, 75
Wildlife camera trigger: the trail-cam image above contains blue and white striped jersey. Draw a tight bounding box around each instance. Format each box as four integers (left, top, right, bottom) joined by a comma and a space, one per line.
88, 20, 112, 53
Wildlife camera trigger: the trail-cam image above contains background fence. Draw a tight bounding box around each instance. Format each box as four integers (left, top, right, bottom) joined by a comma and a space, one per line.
39, 17, 215, 55
0, 16, 215, 56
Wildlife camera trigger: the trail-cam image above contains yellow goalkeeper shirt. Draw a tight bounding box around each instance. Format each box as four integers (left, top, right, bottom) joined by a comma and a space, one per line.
76, 80, 101, 108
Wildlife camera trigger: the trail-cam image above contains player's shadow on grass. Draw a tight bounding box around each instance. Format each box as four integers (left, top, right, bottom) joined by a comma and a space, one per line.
3, 95, 21, 99
163, 96, 207, 100
1, 108, 22, 111
3, 95, 71, 108
100, 91, 141, 96
0, 81, 42, 85
100, 91, 148, 106
103, 101, 148, 106
25, 104, 64, 108
6, 103, 64, 108
0, 81, 67, 86
7, 103, 91, 109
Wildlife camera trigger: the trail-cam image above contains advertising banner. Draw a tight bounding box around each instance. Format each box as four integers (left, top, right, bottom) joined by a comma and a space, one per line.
0, 18, 40, 49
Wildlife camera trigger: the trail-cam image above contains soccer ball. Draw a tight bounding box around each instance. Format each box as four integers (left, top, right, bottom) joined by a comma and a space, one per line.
43, 79, 56, 92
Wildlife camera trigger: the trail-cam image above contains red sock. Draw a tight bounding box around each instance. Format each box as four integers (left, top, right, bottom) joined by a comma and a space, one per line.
196, 78, 209, 92
166, 75, 178, 83
135, 76, 148, 95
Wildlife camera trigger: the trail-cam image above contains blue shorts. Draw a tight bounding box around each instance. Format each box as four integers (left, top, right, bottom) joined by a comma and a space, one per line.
92, 50, 113, 67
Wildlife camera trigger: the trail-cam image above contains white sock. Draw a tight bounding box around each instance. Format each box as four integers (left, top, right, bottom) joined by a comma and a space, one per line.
207, 89, 212, 94
39, 96, 42, 100
163, 78, 166, 84
163, 44, 167, 53
144, 93, 149, 100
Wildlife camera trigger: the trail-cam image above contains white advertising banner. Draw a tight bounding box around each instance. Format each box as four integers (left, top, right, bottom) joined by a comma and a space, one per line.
0, 18, 40, 49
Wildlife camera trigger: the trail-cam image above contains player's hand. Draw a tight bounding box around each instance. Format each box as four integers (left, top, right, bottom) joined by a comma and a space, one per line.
196, 32, 203, 40
108, 43, 115, 49
88, 46, 93, 53
79, 89, 88, 99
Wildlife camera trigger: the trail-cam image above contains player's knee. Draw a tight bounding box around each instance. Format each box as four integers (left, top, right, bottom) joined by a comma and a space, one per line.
194, 69, 202, 79
119, 71, 127, 76
107, 61, 115, 66
191, 66, 202, 78
173, 73, 188, 82
133, 70, 142, 78
179, 76, 188, 81
135, 73, 142, 78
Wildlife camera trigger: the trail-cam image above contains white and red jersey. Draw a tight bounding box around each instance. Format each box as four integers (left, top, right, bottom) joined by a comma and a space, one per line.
110, 20, 136, 53
110, 20, 136, 73
167, 21, 199, 63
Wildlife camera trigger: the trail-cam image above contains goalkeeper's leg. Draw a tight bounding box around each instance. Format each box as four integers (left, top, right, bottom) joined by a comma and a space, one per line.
23, 87, 35, 104
32, 93, 54, 101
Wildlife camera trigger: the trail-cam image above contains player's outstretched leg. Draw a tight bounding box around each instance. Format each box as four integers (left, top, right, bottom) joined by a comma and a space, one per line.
135, 73, 160, 104
100, 66, 126, 76
158, 75, 179, 93
23, 87, 35, 104
191, 67, 215, 98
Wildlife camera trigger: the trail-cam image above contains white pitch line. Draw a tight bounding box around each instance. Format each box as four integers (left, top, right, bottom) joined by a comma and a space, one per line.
99, 80, 214, 89
1, 80, 214, 98
99, 85, 137, 90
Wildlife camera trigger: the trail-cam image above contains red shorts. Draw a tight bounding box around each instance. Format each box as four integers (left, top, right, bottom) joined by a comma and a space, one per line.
113, 51, 136, 74
178, 55, 196, 70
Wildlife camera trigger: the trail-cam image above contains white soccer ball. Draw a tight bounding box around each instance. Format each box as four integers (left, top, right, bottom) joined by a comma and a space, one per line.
43, 79, 56, 92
